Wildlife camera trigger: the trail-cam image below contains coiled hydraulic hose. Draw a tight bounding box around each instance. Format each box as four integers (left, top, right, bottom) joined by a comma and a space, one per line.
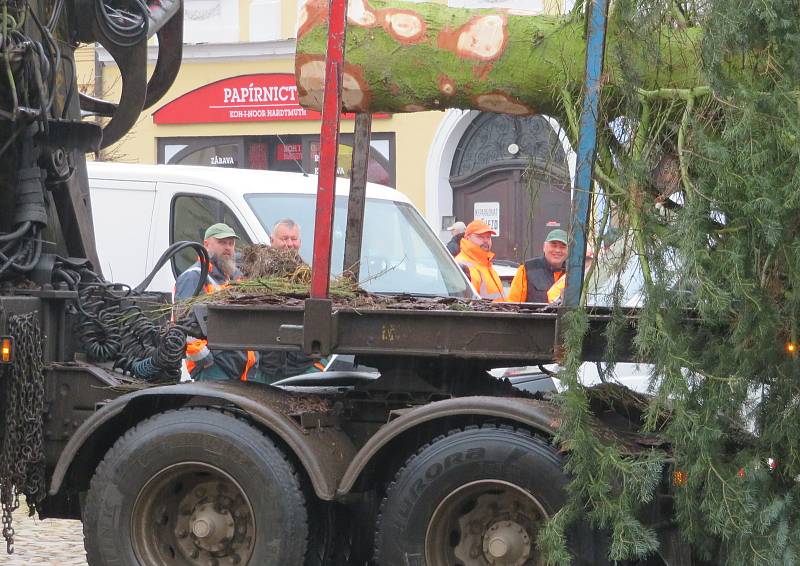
59, 242, 210, 382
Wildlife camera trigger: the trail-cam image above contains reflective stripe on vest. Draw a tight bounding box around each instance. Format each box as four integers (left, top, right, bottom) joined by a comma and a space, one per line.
547, 274, 565, 303
240, 350, 257, 381
457, 260, 504, 300
185, 338, 210, 361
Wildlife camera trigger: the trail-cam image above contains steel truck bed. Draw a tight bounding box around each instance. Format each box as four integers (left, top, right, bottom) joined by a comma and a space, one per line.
204, 300, 637, 366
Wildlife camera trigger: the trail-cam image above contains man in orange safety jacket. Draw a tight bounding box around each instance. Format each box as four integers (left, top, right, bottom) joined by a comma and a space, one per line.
173, 223, 260, 382
455, 219, 505, 300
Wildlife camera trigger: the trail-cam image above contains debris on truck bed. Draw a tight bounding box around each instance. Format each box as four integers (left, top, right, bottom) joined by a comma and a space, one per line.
185, 243, 554, 313
207, 286, 554, 313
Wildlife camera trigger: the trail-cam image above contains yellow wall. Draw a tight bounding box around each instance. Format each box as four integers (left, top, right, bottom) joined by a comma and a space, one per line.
93, 0, 568, 213
99, 54, 445, 211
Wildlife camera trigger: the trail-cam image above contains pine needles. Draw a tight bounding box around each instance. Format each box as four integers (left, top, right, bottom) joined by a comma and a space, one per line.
544, 0, 800, 563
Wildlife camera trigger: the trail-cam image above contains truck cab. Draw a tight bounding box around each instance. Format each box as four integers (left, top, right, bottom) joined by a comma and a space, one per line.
87, 162, 474, 298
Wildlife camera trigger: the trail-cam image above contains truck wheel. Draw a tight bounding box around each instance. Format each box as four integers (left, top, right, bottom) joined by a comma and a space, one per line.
83, 407, 308, 566
374, 425, 607, 565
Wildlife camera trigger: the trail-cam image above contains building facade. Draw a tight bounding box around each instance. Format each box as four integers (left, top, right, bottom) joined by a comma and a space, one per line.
79, 0, 575, 261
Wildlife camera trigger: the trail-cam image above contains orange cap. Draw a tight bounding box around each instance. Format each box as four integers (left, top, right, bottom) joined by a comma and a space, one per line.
465, 219, 496, 237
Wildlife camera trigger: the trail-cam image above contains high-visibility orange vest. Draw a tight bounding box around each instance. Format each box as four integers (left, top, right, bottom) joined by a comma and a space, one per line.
455, 239, 505, 300
173, 262, 257, 381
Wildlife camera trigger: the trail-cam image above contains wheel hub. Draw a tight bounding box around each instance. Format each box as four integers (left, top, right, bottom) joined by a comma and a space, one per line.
189, 502, 234, 551
426, 480, 547, 566
482, 519, 531, 565
132, 464, 256, 566
173, 480, 252, 563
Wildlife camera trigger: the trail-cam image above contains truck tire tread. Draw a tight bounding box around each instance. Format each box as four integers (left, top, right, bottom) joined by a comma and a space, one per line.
82, 406, 308, 566
373, 424, 607, 565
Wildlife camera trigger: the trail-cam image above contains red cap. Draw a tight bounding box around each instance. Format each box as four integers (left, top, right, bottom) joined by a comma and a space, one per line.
465, 219, 496, 237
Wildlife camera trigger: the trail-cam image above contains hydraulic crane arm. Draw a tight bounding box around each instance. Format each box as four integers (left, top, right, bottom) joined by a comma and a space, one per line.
0, 0, 184, 282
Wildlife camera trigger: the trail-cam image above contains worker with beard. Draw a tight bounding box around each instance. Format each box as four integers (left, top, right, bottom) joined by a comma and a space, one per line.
173, 223, 260, 381
455, 219, 505, 300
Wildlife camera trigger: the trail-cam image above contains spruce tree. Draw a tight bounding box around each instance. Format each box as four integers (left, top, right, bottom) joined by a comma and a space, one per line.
543, 1, 800, 563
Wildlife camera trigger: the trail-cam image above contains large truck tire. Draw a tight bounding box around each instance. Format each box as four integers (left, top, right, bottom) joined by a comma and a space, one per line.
374, 424, 609, 566
83, 407, 308, 566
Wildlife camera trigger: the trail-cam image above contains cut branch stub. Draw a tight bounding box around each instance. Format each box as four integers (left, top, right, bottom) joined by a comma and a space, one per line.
472, 91, 533, 115
297, 0, 328, 38
438, 75, 456, 97
348, 0, 379, 27
296, 55, 371, 112
438, 13, 508, 62
381, 9, 427, 44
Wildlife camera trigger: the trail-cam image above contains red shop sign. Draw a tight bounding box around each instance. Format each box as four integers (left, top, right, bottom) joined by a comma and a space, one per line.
277, 143, 302, 160
153, 73, 387, 125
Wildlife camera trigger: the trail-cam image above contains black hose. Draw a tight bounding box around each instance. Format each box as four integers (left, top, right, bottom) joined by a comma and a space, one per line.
94, 0, 149, 48
0, 221, 31, 243
134, 241, 209, 296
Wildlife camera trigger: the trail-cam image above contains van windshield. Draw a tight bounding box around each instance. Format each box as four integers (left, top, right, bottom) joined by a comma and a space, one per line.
245, 194, 472, 298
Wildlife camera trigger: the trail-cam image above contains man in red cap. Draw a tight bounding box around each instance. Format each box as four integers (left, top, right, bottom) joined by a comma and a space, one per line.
455, 219, 505, 300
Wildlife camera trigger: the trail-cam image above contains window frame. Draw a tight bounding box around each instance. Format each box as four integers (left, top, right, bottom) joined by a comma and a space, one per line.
169, 192, 252, 278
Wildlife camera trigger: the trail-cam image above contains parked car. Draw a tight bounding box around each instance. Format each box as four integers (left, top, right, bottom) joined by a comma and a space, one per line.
492, 258, 519, 294
87, 162, 474, 297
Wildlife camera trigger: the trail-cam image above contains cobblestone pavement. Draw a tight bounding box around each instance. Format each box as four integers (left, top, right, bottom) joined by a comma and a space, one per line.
1, 505, 87, 565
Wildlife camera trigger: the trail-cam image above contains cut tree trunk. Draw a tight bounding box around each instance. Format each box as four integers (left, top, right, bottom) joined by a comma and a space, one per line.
295, 0, 703, 117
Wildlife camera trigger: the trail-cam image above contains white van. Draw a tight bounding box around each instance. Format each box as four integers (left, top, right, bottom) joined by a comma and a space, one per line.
86, 162, 473, 297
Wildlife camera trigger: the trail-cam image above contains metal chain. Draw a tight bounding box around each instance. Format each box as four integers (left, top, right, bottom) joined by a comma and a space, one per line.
0, 312, 46, 554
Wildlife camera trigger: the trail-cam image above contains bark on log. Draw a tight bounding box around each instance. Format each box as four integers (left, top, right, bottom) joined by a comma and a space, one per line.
295, 0, 703, 117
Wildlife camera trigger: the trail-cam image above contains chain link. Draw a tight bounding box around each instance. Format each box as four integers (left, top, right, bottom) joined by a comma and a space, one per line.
0, 312, 46, 554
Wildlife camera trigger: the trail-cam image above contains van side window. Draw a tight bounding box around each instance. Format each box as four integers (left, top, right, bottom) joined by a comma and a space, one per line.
171, 195, 251, 276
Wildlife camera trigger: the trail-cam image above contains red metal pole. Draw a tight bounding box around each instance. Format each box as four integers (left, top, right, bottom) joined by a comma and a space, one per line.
310, 0, 348, 299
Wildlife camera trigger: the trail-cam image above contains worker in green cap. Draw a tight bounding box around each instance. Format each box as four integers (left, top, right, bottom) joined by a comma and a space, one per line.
506, 228, 570, 303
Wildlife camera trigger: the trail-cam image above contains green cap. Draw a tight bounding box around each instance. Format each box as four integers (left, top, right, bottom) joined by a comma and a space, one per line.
545, 229, 568, 244
204, 223, 239, 240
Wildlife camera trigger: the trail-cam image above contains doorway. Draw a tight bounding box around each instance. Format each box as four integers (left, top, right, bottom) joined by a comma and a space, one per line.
449, 113, 570, 263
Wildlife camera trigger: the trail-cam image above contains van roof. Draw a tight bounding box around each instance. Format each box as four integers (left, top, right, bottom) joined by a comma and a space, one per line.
86, 162, 410, 204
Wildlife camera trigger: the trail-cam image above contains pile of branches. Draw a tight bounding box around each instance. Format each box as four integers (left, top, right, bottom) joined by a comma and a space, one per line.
234, 244, 358, 298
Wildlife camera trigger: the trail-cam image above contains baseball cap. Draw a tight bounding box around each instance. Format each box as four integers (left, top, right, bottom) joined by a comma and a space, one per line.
204, 223, 239, 240
447, 221, 467, 233
465, 219, 497, 237
545, 229, 568, 244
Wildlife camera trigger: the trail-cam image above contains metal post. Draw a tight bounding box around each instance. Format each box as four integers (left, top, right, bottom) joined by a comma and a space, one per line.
310, 0, 349, 299
343, 113, 373, 281
563, 0, 610, 308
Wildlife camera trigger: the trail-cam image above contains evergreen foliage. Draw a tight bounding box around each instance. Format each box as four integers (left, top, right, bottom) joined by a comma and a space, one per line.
542, 0, 800, 563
